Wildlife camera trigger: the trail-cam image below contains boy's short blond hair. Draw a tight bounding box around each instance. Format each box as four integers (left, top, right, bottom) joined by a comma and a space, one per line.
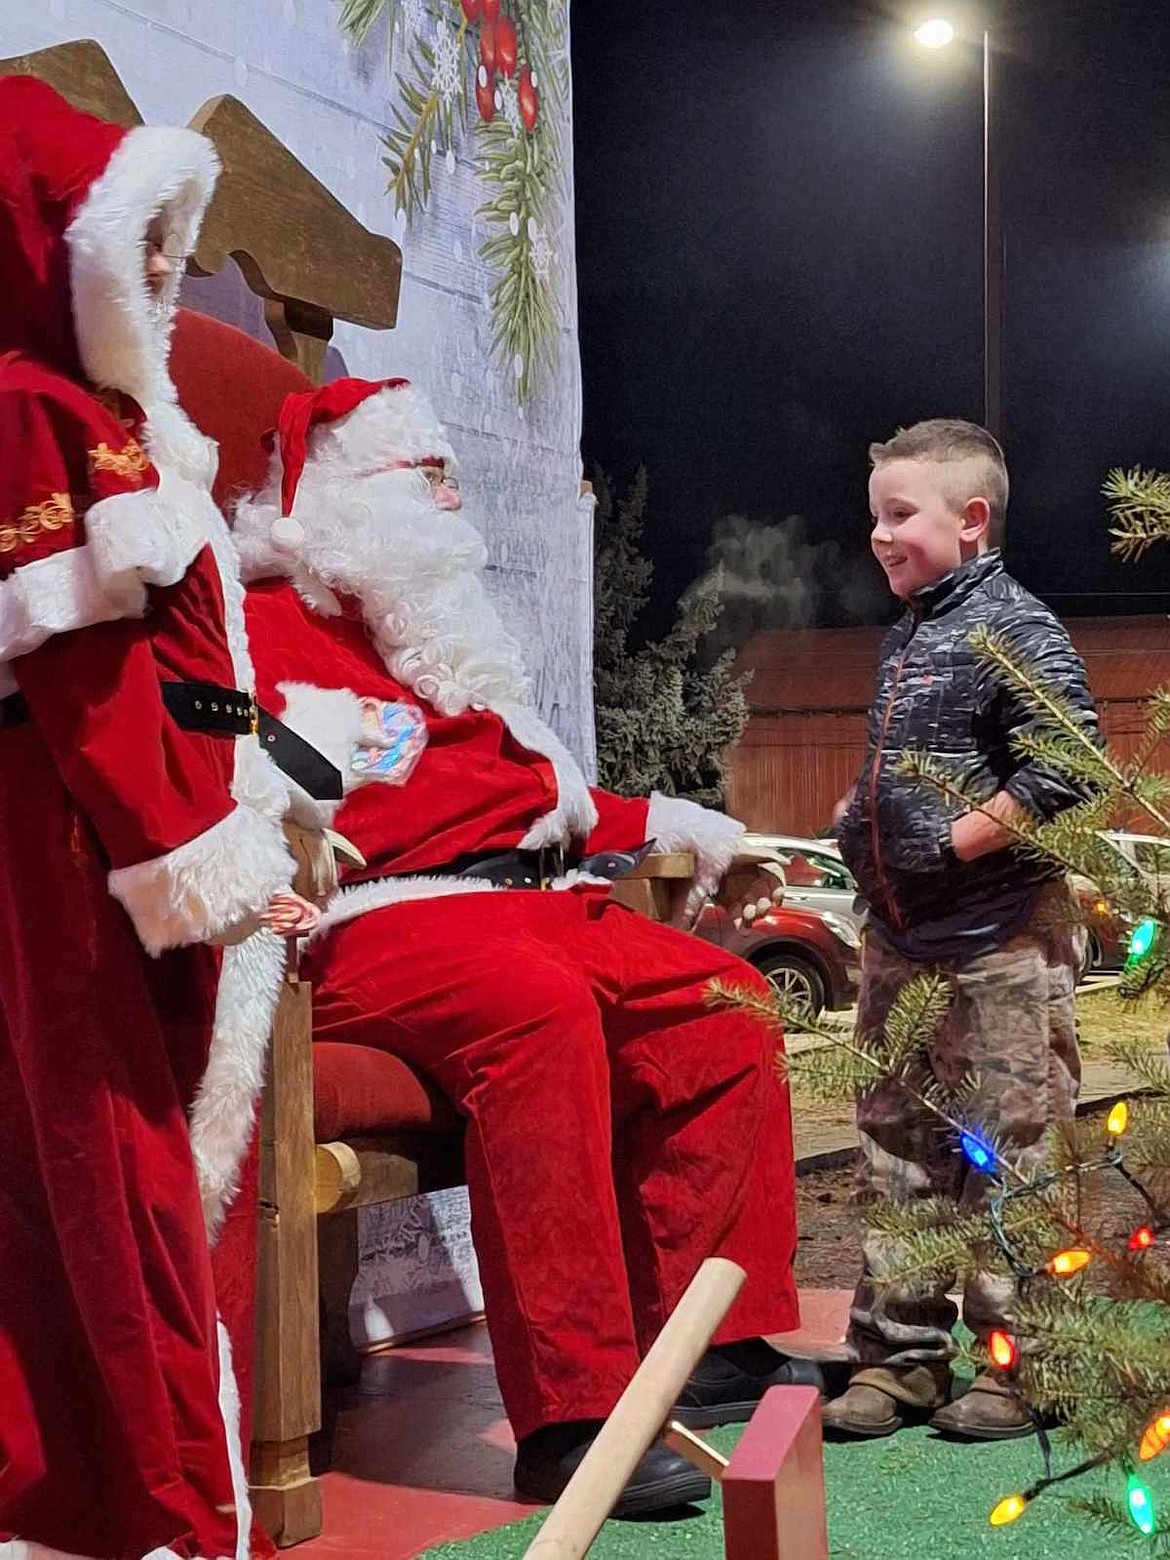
868, 418, 1009, 540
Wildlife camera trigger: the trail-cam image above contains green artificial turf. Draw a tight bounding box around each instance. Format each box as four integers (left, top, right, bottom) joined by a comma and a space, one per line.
419, 1423, 1169, 1559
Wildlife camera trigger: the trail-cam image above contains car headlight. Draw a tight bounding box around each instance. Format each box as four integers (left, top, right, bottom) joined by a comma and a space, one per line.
820, 911, 861, 949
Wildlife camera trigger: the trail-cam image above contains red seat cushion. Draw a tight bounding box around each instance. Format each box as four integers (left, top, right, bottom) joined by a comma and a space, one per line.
312, 1042, 459, 1142
170, 308, 312, 508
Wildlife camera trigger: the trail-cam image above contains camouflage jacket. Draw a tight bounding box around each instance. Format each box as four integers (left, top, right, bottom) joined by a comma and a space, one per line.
836, 551, 1099, 940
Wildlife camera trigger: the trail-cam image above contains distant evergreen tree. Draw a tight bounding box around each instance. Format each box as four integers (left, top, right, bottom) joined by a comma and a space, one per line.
592, 467, 749, 805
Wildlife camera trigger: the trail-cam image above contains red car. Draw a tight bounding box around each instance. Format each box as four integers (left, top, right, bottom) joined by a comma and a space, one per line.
692, 897, 862, 1017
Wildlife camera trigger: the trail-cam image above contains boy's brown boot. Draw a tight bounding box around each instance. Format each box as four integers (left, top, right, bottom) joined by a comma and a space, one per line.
929, 1370, 1034, 1440
822, 1363, 950, 1439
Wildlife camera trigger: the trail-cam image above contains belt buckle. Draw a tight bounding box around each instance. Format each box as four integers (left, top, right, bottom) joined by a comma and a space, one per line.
249, 698, 260, 736
539, 844, 566, 890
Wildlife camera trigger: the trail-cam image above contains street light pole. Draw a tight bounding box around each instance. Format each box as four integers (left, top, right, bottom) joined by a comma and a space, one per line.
982, 27, 1003, 446
914, 18, 1004, 446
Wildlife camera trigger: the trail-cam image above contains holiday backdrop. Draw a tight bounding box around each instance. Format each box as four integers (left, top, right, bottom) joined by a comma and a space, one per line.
0, 0, 594, 770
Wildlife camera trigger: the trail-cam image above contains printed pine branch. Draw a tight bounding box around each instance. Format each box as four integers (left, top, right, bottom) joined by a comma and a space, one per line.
1105, 467, 1170, 561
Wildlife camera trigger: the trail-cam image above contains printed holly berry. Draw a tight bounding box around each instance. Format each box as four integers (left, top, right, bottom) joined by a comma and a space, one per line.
460, 0, 483, 20
496, 15, 518, 76
475, 63, 496, 122
518, 64, 540, 132
482, 0, 500, 19
479, 18, 497, 72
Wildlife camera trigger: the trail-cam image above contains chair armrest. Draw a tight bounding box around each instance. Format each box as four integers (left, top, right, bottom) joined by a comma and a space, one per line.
609, 851, 697, 922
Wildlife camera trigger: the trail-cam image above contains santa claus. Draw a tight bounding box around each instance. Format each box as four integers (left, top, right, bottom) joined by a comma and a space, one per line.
236, 377, 818, 1515
0, 78, 316, 1560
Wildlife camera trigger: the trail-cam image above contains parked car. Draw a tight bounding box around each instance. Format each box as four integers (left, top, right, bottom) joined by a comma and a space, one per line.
1071, 832, 1170, 976
1070, 873, 1127, 976
739, 833, 866, 940
692, 893, 862, 1018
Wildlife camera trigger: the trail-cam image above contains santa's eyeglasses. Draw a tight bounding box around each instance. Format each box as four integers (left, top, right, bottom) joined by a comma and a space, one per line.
145, 230, 191, 264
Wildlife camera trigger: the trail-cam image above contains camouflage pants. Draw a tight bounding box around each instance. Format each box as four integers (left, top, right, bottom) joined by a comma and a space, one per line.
848, 879, 1084, 1366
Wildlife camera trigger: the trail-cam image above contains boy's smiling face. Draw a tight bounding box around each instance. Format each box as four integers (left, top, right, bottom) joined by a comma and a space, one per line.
868, 456, 990, 600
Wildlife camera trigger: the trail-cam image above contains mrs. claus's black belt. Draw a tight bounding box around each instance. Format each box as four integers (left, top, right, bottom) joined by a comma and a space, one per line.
161, 681, 345, 802
0, 681, 344, 802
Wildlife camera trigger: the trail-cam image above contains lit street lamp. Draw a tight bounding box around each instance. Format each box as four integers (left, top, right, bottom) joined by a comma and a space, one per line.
913, 18, 1002, 447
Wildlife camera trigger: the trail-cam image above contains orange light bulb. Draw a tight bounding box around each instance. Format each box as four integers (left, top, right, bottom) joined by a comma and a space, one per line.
1139, 1412, 1170, 1463
1048, 1248, 1091, 1277
989, 1329, 1019, 1369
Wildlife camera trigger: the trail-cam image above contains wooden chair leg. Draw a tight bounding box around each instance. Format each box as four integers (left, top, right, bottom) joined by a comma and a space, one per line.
250, 970, 323, 1547
317, 1206, 363, 1388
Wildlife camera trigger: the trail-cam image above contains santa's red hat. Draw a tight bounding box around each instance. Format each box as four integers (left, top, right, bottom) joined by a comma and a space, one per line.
0, 74, 218, 404
268, 376, 458, 518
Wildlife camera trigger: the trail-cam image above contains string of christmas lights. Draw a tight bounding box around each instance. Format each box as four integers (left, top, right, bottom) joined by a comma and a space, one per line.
959, 1074, 1170, 1536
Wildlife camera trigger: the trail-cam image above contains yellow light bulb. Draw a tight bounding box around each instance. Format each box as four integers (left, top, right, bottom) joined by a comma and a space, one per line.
1048, 1247, 1091, 1277
990, 1494, 1028, 1527
1108, 1100, 1130, 1137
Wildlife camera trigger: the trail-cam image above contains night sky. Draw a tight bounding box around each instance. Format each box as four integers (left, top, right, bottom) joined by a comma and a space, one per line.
572, 0, 1170, 638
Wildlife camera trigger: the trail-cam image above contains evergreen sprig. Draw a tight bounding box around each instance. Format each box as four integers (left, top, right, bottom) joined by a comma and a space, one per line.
1106, 467, 1170, 561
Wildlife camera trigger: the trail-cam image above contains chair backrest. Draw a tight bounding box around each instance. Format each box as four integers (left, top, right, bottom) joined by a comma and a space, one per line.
170, 307, 311, 509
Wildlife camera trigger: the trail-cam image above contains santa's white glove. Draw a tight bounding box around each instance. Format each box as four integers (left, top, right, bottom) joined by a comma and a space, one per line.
645, 792, 745, 927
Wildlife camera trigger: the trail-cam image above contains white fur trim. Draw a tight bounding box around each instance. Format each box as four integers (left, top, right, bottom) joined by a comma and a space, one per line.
314, 874, 498, 937
68, 126, 219, 409
273, 681, 366, 825
301, 382, 457, 483
192, 927, 286, 1238
646, 792, 745, 922
108, 801, 294, 957
85, 484, 208, 606
0, 546, 127, 661
216, 1321, 252, 1560
504, 702, 598, 847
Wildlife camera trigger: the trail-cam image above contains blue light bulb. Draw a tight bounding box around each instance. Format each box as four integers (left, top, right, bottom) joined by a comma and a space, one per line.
960, 1131, 995, 1173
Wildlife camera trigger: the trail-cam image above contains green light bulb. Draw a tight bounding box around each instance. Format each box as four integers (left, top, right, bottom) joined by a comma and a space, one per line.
1128, 918, 1159, 965
1127, 1472, 1156, 1536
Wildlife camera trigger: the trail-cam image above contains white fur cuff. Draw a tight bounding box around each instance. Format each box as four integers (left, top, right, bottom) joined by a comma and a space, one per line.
109, 803, 293, 956
85, 485, 208, 609
0, 488, 208, 665
646, 791, 744, 899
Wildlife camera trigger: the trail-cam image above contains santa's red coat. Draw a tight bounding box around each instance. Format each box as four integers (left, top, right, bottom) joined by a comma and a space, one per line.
246, 575, 800, 1438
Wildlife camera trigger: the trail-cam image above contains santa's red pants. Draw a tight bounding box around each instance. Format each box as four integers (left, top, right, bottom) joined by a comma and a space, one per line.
304, 888, 799, 1440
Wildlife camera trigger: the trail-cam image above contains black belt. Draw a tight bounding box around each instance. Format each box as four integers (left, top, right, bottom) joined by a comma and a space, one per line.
409, 843, 655, 891
161, 682, 344, 802
0, 682, 343, 802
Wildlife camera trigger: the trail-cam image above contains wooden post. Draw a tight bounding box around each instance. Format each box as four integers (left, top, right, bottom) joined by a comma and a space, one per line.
722, 1386, 828, 1560
522, 1258, 745, 1560
250, 966, 323, 1546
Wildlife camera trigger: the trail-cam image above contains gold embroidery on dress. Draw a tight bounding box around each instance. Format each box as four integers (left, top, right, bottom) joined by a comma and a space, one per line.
89, 439, 150, 480
0, 493, 76, 552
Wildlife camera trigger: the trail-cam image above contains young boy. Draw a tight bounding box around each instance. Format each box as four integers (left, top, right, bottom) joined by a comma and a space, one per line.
827, 419, 1098, 1440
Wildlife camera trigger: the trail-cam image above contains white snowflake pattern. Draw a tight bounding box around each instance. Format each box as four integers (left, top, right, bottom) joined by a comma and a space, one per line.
497, 72, 522, 137
431, 22, 461, 106
402, 0, 427, 35
530, 221, 554, 284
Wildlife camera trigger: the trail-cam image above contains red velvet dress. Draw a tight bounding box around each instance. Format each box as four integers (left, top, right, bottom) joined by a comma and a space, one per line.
0, 77, 291, 1560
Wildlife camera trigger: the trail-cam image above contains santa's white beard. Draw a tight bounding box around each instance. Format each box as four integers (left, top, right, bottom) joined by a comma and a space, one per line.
235, 469, 533, 716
